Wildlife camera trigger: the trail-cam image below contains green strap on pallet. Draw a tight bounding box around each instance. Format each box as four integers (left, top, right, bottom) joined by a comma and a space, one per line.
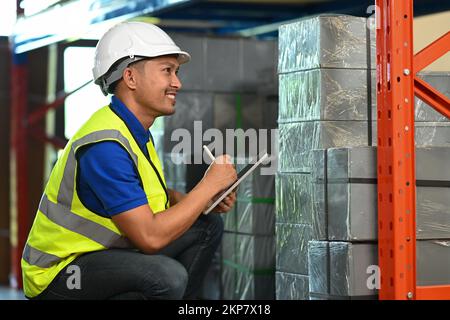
223, 259, 274, 276
237, 197, 275, 204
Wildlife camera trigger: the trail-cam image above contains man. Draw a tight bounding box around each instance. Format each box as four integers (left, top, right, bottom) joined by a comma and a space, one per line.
21, 21, 237, 300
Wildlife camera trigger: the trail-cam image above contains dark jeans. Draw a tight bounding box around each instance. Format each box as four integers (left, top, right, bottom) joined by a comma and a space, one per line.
34, 213, 223, 300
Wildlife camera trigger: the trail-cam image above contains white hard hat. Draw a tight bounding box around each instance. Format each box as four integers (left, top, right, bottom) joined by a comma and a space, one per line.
93, 21, 191, 95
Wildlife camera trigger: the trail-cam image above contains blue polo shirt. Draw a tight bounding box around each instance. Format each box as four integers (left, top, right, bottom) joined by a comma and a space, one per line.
76, 96, 153, 217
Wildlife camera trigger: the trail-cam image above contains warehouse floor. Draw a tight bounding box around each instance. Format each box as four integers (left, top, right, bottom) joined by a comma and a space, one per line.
0, 286, 25, 300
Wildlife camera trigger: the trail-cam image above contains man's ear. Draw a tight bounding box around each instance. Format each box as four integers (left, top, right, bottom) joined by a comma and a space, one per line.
122, 67, 138, 90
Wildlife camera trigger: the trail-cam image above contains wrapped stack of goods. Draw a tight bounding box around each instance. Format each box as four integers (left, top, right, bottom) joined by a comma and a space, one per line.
160, 33, 279, 299
276, 14, 450, 299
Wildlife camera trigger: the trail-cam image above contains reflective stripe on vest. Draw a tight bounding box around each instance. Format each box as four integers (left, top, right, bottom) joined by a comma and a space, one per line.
22, 130, 136, 268
58, 130, 139, 207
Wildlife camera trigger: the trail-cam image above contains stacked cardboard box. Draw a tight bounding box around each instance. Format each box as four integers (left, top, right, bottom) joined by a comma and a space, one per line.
308, 146, 450, 299
277, 15, 450, 299
159, 33, 278, 299
277, 14, 375, 300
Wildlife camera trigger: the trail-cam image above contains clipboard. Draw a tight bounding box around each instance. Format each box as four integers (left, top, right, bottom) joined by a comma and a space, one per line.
203, 152, 269, 215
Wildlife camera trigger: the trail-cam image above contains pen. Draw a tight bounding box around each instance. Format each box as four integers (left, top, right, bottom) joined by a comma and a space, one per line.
203, 145, 215, 162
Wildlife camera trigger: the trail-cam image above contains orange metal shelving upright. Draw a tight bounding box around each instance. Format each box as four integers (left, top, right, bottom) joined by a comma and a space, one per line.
376, 0, 450, 300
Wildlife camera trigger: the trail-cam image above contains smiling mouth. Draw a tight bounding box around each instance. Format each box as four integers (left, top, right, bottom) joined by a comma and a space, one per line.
166, 93, 176, 100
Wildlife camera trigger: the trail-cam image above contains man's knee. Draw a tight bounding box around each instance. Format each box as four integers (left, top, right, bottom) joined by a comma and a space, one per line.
153, 258, 188, 299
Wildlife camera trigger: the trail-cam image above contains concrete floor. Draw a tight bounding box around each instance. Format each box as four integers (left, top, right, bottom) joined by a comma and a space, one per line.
0, 286, 25, 300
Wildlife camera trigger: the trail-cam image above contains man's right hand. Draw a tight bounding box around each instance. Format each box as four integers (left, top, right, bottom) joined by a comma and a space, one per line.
202, 154, 237, 194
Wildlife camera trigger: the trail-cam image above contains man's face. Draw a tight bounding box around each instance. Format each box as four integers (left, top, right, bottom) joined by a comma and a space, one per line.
133, 55, 182, 117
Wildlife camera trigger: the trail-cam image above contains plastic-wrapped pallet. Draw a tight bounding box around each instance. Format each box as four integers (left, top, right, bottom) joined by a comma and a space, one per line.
308, 240, 450, 299
221, 263, 275, 300
279, 69, 375, 122
221, 232, 275, 299
278, 121, 370, 173
275, 150, 328, 240
278, 15, 373, 73
234, 159, 275, 235
275, 173, 313, 225
162, 153, 187, 193
276, 272, 309, 300
275, 223, 311, 275
169, 34, 277, 94
371, 121, 450, 147
326, 146, 450, 240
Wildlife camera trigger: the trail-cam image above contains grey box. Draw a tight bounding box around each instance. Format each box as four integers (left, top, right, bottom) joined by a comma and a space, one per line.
278, 15, 369, 73
329, 242, 378, 297
276, 272, 310, 300
279, 121, 370, 173
212, 94, 278, 158
275, 173, 313, 225
223, 232, 275, 270
242, 39, 278, 95
206, 38, 242, 92
169, 34, 205, 91
308, 241, 329, 294
223, 206, 237, 233
279, 69, 372, 122
372, 121, 450, 147
327, 146, 450, 240
163, 92, 214, 153
221, 264, 275, 300
276, 223, 311, 275
417, 240, 450, 286
311, 149, 328, 240
236, 202, 275, 236
319, 241, 450, 296
237, 163, 275, 199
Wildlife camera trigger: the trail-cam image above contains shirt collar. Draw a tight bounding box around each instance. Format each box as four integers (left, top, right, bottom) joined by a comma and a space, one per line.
110, 95, 151, 151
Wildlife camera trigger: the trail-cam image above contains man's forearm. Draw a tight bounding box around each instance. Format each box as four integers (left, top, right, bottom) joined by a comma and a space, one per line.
168, 188, 186, 205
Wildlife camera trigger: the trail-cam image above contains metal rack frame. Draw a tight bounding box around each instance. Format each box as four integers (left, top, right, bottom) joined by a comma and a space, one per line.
376, 0, 450, 300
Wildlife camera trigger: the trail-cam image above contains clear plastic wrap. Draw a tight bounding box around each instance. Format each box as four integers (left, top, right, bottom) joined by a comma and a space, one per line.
275, 223, 311, 275
278, 15, 369, 73
311, 149, 327, 240
163, 92, 214, 153
326, 146, 450, 240
162, 153, 187, 193
275, 271, 310, 300
169, 35, 277, 93
275, 173, 313, 225
233, 159, 275, 235
417, 240, 450, 286
307, 241, 450, 297
329, 241, 378, 297
307, 240, 329, 295
222, 232, 275, 271
236, 161, 275, 199
279, 69, 370, 122
236, 202, 275, 236
278, 121, 369, 173
222, 205, 237, 233
372, 121, 450, 147
221, 264, 275, 300
221, 232, 275, 300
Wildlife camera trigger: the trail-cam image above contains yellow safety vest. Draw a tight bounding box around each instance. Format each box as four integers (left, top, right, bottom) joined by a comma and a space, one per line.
21, 106, 169, 298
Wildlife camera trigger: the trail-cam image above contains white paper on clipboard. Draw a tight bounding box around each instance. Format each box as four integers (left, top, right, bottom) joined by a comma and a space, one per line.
203, 153, 269, 215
